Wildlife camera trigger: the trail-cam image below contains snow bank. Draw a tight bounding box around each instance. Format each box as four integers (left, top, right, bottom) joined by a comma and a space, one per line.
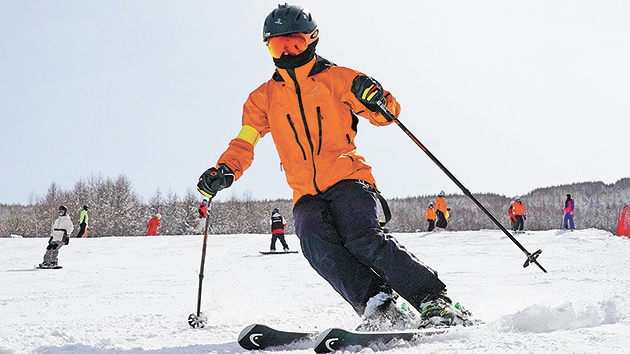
1, 229, 630, 354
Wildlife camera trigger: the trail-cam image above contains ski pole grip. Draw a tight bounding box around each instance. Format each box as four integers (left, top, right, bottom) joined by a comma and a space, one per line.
376, 100, 396, 122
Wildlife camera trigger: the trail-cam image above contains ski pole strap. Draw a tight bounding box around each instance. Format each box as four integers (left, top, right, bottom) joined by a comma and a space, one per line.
377, 192, 392, 225
360, 180, 392, 224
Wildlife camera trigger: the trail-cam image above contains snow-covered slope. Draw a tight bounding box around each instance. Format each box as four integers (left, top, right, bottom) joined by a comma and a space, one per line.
1, 229, 629, 353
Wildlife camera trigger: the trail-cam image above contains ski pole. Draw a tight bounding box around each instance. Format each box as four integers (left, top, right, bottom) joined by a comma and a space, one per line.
188, 198, 213, 328
376, 100, 547, 273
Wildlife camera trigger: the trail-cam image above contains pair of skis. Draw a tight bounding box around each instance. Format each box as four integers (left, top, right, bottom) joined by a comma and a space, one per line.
237, 323, 447, 353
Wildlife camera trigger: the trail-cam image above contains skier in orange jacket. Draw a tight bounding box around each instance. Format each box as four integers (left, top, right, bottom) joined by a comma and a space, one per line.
511, 197, 526, 233
196, 4, 472, 329
425, 203, 436, 232
434, 190, 449, 230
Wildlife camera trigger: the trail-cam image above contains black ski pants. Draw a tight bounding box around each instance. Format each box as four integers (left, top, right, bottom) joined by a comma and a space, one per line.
435, 210, 448, 229
293, 180, 445, 316
77, 222, 87, 238
514, 215, 525, 231
427, 219, 435, 232
270, 232, 289, 251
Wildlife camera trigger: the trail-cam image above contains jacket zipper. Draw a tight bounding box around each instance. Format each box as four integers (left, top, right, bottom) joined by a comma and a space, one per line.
286, 114, 307, 160
316, 106, 323, 155
287, 69, 322, 194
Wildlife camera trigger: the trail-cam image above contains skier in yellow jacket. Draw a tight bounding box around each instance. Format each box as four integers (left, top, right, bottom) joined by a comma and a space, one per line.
77, 205, 89, 238
196, 4, 472, 329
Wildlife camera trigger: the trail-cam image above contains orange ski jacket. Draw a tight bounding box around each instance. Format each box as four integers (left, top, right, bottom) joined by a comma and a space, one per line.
511, 201, 526, 216
434, 196, 447, 214
425, 207, 436, 220
216, 55, 401, 203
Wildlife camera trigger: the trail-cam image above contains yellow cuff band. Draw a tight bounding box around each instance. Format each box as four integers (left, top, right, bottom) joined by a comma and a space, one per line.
236, 125, 261, 148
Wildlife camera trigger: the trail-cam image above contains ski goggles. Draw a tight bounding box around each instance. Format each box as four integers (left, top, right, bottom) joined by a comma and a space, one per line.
266, 33, 308, 59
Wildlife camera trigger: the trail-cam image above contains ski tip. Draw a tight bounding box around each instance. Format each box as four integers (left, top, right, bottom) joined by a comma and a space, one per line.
238, 323, 262, 342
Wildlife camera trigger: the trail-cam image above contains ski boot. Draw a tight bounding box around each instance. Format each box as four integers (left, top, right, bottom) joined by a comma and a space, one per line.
418, 290, 475, 328
356, 292, 420, 331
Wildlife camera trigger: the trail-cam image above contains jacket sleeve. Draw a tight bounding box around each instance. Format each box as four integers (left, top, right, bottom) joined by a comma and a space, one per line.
217, 84, 272, 181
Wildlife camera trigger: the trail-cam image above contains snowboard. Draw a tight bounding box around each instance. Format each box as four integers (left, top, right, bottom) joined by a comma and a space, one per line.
36, 265, 63, 269
313, 327, 448, 353
259, 251, 299, 255
237, 323, 318, 350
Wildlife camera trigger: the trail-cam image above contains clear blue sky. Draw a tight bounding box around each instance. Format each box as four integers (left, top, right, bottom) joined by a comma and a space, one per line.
1, 1, 629, 205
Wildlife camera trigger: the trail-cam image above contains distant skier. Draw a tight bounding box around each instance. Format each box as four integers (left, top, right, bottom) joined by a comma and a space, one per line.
197, 4, 472, 330
511, 197, 526, 233
77, 205, 89, 238
425, 202, 436, 232
39, 205, 73, 268
434, 191, 450, 230
198, 199, 208, 218
508, 205, 517, 231
269, 208, 290, 252
146, 214, 161, 236
563, 194, 575, 230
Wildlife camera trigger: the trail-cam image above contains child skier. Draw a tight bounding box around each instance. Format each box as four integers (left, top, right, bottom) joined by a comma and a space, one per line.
39, 205, 73, 268
508, 205, 517, 231
197, 3, 472, 329
425, 203, 436, 232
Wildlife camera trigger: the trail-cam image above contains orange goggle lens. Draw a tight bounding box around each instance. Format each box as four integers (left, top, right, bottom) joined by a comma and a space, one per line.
267, 33, 308, 59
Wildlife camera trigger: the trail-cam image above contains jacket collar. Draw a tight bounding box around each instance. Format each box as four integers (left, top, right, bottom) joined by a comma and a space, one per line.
272, 55, 335, 83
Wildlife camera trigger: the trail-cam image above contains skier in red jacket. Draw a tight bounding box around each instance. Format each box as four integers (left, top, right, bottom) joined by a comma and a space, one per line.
508, 205, 517, 231
146, 214, 161, 236
198, 200, 208, 218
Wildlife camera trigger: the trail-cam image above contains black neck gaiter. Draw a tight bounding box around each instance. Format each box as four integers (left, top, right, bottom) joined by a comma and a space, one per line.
273, 39, 319, 69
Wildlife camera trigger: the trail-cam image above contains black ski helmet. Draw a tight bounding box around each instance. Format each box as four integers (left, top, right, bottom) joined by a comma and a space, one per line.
263, 3, 318, 42
59, 205, 67, 215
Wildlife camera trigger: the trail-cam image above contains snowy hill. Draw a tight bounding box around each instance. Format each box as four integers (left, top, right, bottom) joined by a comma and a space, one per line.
2, 229, 629, 354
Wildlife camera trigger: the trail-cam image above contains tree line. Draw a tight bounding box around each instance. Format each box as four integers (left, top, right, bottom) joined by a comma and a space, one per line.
1, 175, 628, 238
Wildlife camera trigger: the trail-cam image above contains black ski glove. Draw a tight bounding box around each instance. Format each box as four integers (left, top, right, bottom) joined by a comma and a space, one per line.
351, 75, 385, 113
197, 163, 234, 199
